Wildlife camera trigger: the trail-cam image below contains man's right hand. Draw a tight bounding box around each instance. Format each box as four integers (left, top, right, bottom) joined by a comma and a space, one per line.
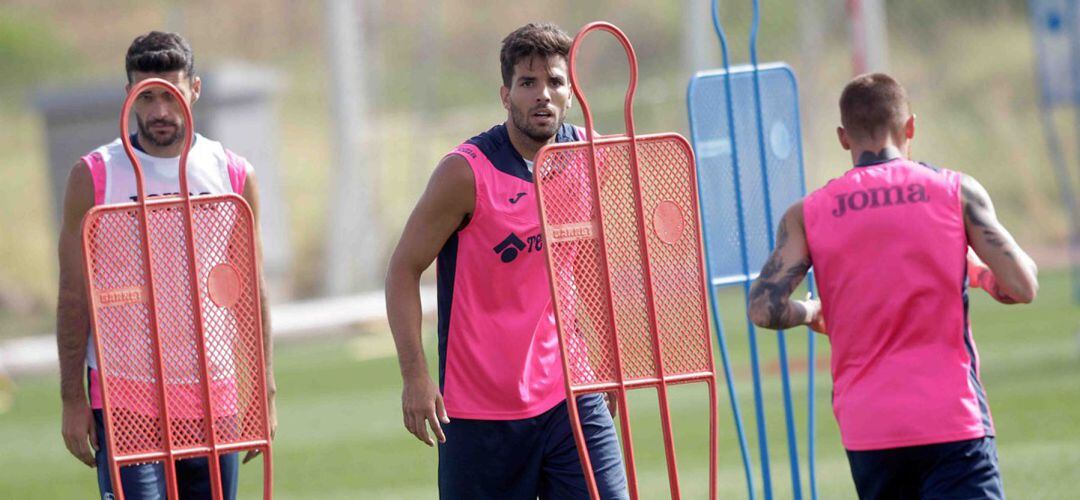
61, 398, 98, 467
401, 373, 449, 447
56, 163, 97, 468
802, 297, 827, 334
386, 155, 471, 448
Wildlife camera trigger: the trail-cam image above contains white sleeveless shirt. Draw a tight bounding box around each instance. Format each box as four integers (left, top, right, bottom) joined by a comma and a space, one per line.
81, 134, 250, 410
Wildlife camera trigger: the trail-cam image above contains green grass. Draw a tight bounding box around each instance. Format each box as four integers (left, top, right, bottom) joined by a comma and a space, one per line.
1, 270, 1076, 498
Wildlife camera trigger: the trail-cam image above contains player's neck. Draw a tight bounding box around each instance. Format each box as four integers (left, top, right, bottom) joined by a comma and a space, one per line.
136, 132, 187, 159
850, 144, 906, 167
504, 120, 553, 162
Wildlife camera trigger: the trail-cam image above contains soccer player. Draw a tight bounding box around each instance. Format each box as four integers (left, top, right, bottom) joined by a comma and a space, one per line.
56, 31, 276, 499
385, 23, 629, 499
747, 73, 1038, 499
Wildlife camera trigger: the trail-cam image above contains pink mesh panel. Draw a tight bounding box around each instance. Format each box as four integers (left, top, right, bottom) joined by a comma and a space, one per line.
535, 134, 713, 390
83, 193, 269, 460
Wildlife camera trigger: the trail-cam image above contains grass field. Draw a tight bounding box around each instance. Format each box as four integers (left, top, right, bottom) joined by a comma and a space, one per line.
1, 3, 1076, 497
1, 270, 1076, 498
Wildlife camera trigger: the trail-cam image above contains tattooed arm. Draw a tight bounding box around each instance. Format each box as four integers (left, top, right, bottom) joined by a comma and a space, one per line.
961, 175, 1038, 304
966, 249, 1015, 304
748, 202, 825, 332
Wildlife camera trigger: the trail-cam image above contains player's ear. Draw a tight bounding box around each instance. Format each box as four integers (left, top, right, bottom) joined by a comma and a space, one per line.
837, 126, 851, 150
500, 85, 511, 111
189, 75, 202, 105
905, 114, 915, 140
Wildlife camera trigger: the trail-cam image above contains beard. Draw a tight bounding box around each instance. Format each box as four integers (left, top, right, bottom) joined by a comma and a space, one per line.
509, 102, 563, 143
136, 115, 185, 148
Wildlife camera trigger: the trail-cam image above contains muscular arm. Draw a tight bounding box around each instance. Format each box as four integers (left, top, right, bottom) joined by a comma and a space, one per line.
961, 175, 1038, 304
56, 161, 97, 466
240, 168, 276, 461
748, 202, 822, 331
241, 169, 274, 397
385, 154, 474, 445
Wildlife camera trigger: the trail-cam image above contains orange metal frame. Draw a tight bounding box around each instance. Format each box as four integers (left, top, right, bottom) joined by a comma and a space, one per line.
81, 78, 272, 500
533, 22, 719, 500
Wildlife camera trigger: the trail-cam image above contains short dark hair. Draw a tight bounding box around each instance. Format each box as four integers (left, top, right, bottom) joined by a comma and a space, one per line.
499, 23, 572, 87
125, 31, 195, 83
839, 73, 910, 141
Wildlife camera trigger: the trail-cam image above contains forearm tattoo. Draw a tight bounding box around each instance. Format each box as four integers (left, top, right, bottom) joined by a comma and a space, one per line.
750, 223, 812, 330
962, 182, 1015, 260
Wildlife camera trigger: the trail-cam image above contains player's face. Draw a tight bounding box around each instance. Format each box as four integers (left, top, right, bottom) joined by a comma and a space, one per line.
502, 55, 572, 143
127, 70, 201, 149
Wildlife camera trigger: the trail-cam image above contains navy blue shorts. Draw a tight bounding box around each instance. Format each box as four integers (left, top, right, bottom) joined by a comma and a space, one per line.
438, 394, 629, 499
846, 436, 1004, 500
93, 409, 239, 500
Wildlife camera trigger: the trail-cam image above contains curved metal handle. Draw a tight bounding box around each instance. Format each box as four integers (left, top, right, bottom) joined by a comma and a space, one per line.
568, 22, 639, 142
119, 78, 195, 207
711, 0, 733, 72
711, 0, 764, 72
749, 0, 762, 70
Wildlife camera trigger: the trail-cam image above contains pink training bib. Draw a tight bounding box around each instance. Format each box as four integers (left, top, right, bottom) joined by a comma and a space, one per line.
803, 158, 993, 451
435, 123, 583, 420
82, 133, 249, 417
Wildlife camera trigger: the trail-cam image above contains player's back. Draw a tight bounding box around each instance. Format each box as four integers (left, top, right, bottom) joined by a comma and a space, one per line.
803, 158, 993, 451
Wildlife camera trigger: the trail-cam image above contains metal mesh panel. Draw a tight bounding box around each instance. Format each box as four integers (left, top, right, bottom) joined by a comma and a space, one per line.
536, 134, 712, 389
687, 64, 805, 285
151, 204, 204, 451
688, 61, 813, 500
595, 141, 656, 382
84, 194, 268, 461
536, 146, 620, 387
190, 198, 267, 446
635, 138, 713, 376
85, 208, 161, 457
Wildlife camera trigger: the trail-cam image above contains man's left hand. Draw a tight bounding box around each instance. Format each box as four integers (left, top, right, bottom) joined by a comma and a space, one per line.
243, 391, 276, 464
603, 391, 618, 419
